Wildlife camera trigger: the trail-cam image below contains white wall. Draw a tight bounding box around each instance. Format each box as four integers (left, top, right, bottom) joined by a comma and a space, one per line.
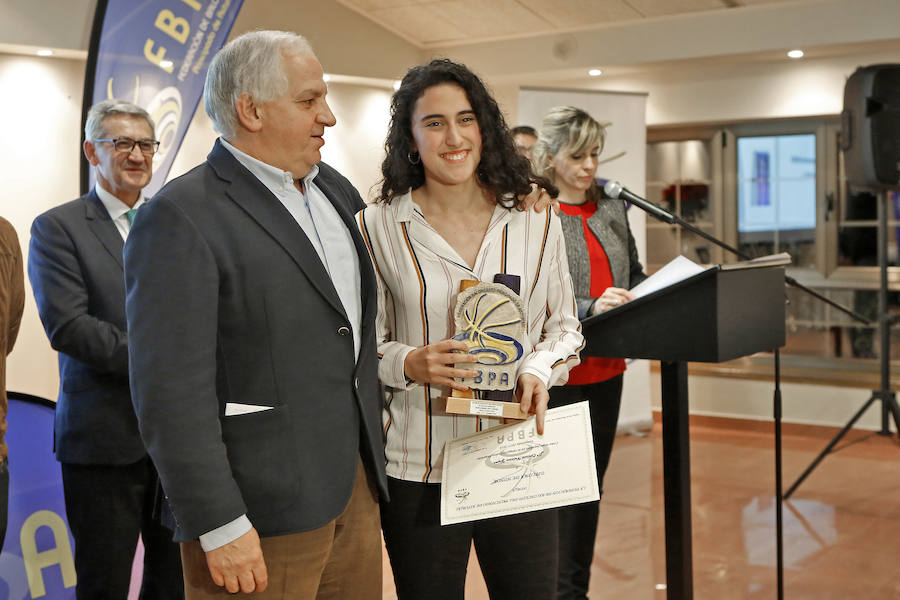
319, 82, 393, 201
1, 53, 84, 401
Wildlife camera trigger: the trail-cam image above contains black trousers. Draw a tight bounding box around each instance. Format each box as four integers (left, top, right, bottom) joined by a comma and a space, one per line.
549, 374, 624, 600
381, 476, 559, 599
60, 457, 183, 600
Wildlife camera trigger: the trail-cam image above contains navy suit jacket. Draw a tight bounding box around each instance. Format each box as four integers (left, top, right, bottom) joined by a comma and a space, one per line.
124, 140, 388, 542
28, 190, 147, 464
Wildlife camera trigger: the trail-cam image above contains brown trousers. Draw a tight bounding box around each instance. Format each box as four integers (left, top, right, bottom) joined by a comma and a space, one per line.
181, 459, 381, 599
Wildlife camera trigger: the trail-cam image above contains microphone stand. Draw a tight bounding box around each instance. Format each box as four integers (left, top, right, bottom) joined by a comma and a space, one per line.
607, 184, 870, 600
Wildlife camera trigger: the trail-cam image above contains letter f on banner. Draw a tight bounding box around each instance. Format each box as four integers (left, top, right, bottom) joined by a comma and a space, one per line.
21, 510, 76, 597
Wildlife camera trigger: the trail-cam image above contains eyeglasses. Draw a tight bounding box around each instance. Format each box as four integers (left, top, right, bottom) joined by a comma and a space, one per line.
93, 137, 161, 155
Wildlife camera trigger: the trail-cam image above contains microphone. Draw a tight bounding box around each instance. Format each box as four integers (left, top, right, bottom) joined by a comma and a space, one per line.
603, 180, 676, 224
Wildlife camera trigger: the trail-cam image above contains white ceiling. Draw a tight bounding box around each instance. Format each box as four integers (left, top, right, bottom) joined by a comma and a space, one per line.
1, 0, 896, 88
334, 0, 817, 48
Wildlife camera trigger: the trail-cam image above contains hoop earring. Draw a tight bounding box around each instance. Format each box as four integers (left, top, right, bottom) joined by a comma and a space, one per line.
407, 151, 420, 165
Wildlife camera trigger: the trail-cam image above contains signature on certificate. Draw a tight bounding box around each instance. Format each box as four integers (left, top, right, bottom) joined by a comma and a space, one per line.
485, 440, 549, 497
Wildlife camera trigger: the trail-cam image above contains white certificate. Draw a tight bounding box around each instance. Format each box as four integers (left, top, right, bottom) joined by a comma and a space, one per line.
440, 401, 599, 525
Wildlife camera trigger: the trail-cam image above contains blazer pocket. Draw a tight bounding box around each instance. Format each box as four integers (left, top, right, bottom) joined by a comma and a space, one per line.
219, 406, 299, 518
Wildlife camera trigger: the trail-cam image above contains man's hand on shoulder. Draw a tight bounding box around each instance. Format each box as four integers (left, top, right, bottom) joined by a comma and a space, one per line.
205, 527, 268, 593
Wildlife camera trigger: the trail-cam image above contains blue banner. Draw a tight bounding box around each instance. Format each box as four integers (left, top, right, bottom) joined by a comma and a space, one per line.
1, 396, 74, 599
89, 0, 244, 196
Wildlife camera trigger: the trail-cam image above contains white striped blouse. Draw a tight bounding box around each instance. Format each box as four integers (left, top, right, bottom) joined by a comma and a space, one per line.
356, 191, 584, 483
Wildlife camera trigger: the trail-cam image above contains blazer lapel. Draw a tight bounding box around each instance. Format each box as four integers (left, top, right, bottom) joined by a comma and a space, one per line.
208, 143, 347, 318
586, 199, 629, 288
84, 191, 124, 269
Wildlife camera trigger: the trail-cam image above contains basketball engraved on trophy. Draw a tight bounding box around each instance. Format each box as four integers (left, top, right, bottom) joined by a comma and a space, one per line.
445, 275, 529, 419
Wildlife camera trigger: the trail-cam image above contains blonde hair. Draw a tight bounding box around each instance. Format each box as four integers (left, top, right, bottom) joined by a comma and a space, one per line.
532, 106, 607, 185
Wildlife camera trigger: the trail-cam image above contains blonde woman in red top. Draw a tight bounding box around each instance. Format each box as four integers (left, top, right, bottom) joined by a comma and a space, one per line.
533, 106, 648, 600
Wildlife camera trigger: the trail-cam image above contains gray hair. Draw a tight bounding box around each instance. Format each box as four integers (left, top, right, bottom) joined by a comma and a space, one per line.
84, 99, 155, 141
204, 30, 314, 138
532, 106, 607, 184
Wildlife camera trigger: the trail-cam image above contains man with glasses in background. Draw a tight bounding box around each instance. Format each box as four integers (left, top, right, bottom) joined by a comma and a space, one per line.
28, 99, 183, 599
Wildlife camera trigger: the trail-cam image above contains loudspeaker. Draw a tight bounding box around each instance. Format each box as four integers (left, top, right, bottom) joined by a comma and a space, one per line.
841, 64, 900, 188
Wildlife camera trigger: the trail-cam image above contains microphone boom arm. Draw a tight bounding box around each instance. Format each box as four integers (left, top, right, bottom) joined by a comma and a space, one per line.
603, 180, 870, 324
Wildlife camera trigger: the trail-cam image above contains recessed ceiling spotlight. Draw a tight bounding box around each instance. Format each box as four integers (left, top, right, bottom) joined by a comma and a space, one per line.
36, 49, 53, 57
159, 59, 174, 69
393, 80, 401, 91
588, 68, 603, 77
323, 74, 331, 82
787, 49, 804, 59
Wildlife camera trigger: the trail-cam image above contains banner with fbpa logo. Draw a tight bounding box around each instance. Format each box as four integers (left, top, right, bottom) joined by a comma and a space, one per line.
82, 0, 244, 196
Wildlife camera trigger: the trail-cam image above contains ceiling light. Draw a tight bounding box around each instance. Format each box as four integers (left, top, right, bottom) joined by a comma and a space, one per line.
323, 74, 331, 82
787, 49, 804, 59
393, 80, 401, 91
159, 59, 174, 68
588, 68, 603, 77
36, 49, 53, 57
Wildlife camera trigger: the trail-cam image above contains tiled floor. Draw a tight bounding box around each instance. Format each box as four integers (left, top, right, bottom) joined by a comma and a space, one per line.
382, 417, 900, 599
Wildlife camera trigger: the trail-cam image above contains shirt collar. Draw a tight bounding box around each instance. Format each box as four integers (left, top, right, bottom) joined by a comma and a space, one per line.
391, 190, 416, 223
94, 183, 144, 220
392, 189, 513, 230
219, 137, 319, 193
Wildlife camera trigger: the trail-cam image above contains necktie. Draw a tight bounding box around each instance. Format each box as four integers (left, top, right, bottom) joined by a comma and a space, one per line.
125, 208, 138, 226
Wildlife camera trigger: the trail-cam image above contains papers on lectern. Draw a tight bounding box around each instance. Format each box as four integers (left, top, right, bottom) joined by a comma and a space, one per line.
624, 253, 792, 304
719, 252, 792, 270
629, 255, 710, 300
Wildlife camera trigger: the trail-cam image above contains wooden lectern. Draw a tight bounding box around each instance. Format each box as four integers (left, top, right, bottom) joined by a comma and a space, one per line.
581, 265, 786, 600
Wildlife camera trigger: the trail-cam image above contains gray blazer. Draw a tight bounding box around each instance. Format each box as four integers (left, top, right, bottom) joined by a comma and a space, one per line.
29, 190, 147, 465
124, 140, 388, 542
558, 190, 647, 319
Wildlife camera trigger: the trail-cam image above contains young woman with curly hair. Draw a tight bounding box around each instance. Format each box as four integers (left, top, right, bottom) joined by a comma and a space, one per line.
357, 59, 584, 599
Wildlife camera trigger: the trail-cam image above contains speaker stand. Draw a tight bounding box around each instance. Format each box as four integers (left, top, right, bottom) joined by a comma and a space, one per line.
785, 188, 900, 500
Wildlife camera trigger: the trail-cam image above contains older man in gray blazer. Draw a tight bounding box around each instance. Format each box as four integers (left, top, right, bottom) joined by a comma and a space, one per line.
29, 99, 182, 599
124, 31, 388, 598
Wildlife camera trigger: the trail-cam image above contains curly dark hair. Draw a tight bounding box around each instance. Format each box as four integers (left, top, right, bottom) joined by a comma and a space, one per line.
377, 58, 556, 207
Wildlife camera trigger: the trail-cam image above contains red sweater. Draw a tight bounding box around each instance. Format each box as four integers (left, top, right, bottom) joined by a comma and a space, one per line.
559, 201, 626, 385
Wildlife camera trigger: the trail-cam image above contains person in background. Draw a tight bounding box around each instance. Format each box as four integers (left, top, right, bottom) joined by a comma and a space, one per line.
124, 30, 387, 598
28, 99, 183, 599
511, 124, 538, 162
0, 216, 24, 551
358, 58, 583, 600
533, 105, 648, 600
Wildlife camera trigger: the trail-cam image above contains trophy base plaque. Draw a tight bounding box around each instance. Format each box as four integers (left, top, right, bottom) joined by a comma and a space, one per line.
444, 390, 528, 419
